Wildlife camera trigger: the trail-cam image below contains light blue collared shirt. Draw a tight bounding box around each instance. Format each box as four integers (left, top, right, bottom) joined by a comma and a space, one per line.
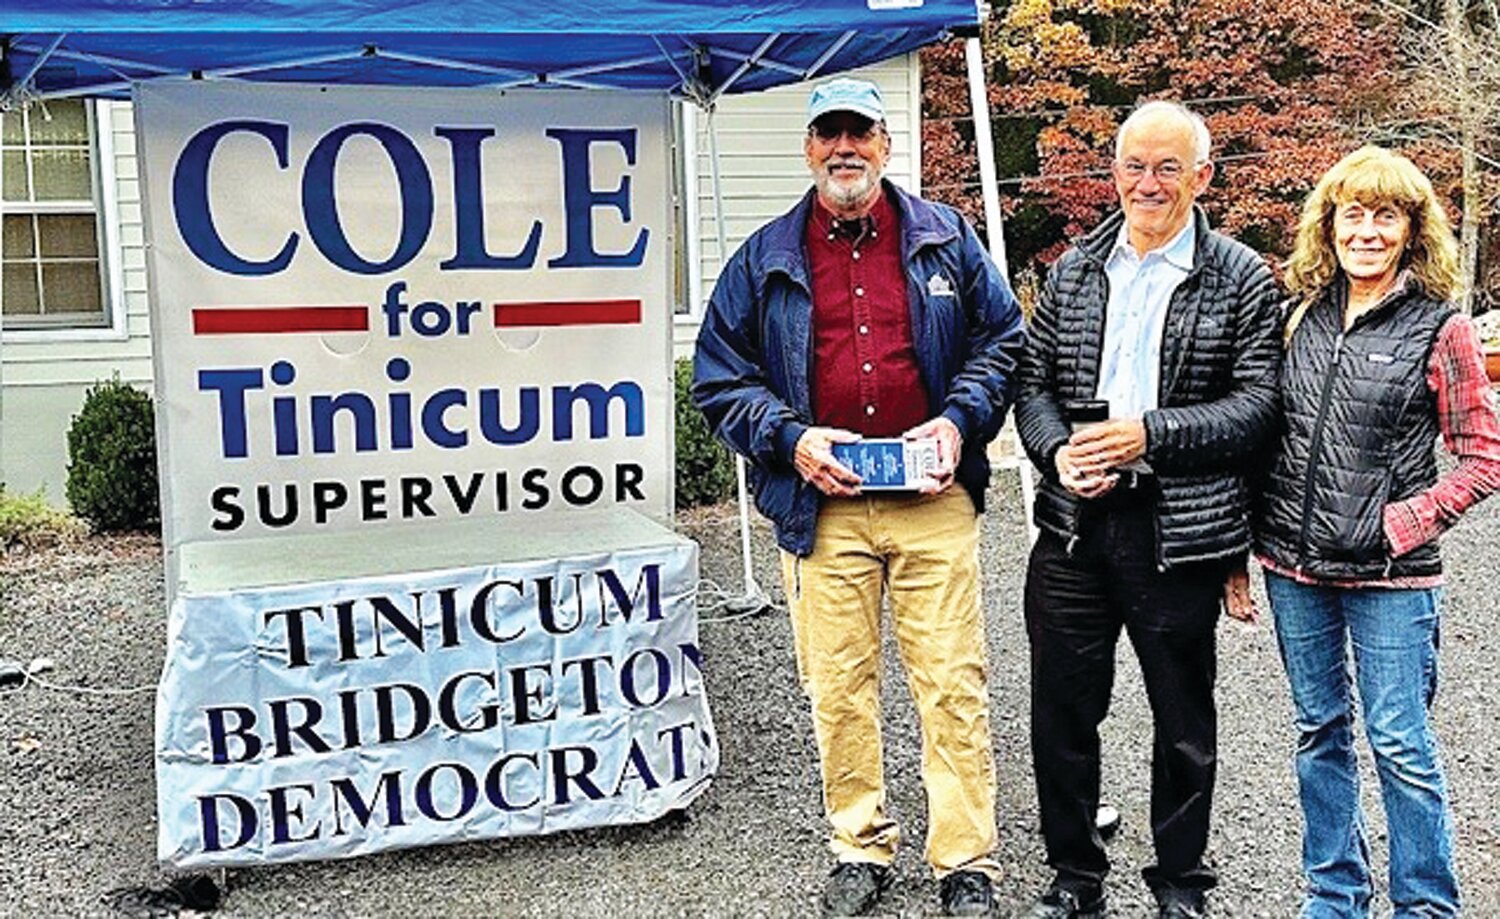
1096, 219, 1196, 423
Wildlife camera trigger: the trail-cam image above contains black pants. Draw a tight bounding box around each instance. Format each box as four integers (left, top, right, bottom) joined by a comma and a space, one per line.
1024, 487, 1225, 893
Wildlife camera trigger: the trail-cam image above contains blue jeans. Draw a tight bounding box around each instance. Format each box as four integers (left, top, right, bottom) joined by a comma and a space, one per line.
1265, 572, 1459, 918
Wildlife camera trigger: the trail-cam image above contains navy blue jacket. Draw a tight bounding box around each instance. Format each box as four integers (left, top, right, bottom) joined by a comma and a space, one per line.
691, 181, 1025, 556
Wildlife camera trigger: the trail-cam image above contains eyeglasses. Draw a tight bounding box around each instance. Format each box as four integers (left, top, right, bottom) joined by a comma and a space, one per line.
1117, 159, 1198, 182
809, 121, 880, 144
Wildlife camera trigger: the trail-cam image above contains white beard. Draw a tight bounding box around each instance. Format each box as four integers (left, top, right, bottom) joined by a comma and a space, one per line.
815, 159, 881, 211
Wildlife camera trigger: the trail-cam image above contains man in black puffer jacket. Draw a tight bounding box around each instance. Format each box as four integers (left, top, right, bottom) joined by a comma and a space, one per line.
1015, 101, 1282, 919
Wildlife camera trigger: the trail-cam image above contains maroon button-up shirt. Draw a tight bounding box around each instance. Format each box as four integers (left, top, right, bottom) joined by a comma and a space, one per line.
806, 192, 929, 436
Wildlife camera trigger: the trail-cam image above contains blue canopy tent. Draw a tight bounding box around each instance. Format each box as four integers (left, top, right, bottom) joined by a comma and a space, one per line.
0, 1, 977, 103
0, 0, 1021, 610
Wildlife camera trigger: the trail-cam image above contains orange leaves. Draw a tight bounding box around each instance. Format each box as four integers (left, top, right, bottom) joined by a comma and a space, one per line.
919, 0, 1421, 272
997, 0, 1101, 76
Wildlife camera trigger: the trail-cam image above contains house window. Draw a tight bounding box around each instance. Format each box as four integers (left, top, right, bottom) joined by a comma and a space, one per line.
2, 99, 107, 330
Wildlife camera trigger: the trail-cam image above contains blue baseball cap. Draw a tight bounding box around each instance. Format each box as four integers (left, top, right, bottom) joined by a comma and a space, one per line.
807, 77, 886, 126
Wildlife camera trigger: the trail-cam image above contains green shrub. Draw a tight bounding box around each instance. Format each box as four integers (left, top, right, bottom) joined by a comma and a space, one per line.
0, 485, 78, 550
674, 359, 735, 509
65, 378, 160, 533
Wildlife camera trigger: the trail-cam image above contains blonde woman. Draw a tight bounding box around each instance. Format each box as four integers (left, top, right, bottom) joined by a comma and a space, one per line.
1227, 146, 1500, 916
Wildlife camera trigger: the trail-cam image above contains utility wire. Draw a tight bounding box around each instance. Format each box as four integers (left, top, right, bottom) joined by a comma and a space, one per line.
925, 120, 1500, 194
925, 93, 1274, 122
924, 150, 1290, 192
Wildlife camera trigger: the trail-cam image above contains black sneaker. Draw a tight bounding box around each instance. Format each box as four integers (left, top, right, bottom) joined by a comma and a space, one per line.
821, 861, 891, 917
1024, 881, 1107, 919
938, 869, 995, 916
1155, 887, 1206, 918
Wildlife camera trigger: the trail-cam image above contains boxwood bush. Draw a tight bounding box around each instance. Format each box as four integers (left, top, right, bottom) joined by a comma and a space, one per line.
65, 378, 160, 533
674, 359, 735, 509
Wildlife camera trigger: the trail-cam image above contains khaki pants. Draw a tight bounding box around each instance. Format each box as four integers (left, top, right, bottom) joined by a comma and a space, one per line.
780, 487, 999, 877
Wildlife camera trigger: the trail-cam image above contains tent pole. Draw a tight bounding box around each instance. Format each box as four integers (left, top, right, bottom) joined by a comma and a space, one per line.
705, 105, 769, 614
964, 34, 1037, 543
964, 37, 1006, 275
0, 125, 6, 491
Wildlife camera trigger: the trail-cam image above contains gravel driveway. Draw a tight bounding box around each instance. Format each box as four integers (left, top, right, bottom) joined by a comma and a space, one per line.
2, 474, 1498, 917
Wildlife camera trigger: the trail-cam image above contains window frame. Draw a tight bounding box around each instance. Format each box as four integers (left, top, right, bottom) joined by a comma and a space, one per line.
1, 99, 126, 343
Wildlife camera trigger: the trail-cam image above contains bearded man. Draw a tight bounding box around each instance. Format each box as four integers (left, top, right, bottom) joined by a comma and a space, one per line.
693, 77, 1025, 917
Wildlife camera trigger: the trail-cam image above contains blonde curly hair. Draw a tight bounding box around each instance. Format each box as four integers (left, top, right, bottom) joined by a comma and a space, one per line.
1284, 146, 1461, 317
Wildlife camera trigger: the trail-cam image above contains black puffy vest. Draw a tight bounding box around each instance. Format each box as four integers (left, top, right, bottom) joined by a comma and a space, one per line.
1254, 282, 1452, 580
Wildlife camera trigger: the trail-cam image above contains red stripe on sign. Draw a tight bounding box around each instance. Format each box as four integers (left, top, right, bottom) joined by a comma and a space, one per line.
493, 299, 641, 327
192, 306, 369, 335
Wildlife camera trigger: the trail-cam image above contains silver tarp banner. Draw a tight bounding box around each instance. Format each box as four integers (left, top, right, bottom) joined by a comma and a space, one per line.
156, 521, 715, 868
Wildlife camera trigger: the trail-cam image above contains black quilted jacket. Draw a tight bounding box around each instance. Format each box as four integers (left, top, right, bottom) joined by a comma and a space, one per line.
1016, 208, 1283, 569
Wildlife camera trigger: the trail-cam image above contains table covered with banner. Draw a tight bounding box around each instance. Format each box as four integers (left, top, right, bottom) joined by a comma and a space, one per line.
159, 508, 713, 868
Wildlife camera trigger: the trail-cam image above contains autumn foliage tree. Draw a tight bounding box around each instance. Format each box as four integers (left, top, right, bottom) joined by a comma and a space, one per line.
921, 39, 987, 231
924, 0, 1401, 273
1385, 0, 1500, 310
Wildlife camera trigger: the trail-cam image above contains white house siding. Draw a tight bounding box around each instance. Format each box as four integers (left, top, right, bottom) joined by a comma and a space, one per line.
0, 101, 152, 500
0, 57, 920, 503
674, 55, 921, 358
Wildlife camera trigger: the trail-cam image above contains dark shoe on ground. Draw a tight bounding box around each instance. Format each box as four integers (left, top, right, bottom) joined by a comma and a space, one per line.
938, 869, 995, 916
1023, 882, 1107, 919
821, 861, 891, 917
1155, 887, 1206, 918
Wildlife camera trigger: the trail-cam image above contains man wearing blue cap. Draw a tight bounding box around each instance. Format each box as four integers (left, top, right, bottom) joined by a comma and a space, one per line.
693, 76, 1025, 916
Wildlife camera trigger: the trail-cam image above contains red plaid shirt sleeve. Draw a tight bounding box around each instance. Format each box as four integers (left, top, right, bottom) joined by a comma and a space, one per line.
1382, 313, 1500, 557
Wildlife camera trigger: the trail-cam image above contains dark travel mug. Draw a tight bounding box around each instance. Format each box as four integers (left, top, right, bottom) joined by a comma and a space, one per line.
1061, 398, 1109, 432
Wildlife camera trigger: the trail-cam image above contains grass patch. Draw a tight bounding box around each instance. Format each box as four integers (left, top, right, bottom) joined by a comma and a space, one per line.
0, 486, 80, 551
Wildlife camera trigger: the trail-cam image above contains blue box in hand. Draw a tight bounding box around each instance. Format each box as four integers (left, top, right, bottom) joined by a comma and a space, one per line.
829, 437, 940, 490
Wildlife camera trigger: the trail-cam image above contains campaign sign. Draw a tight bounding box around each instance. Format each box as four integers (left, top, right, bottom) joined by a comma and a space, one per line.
156, 511, 716, 868
134, 82, 673, 549
136, 84, 711, 868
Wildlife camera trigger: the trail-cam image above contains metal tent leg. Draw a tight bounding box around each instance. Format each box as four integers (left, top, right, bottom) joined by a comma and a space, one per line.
965, 35, 1037, 543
